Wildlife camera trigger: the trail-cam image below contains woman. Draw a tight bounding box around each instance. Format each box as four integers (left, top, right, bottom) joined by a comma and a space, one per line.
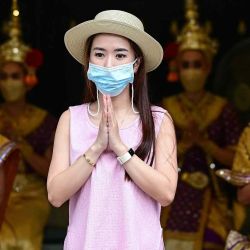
47, 9, 178, 250
0, 1, 57, 249
224, 123, 250, 249
161, 1, 242, 250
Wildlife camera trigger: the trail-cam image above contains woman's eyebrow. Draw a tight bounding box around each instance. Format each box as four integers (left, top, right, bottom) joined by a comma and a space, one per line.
92, 47, 128, 52
92, 47, 105, 51
114, 48, 128, 52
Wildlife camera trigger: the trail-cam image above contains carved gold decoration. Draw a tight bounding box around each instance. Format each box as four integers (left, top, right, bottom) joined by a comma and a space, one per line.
0, 0, 31, 64
177, 0, 218, 61
181, 171, 209, 189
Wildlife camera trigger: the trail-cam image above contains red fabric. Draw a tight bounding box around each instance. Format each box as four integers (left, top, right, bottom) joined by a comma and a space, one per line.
25, 49, 44, 68
163, 42, 179, 61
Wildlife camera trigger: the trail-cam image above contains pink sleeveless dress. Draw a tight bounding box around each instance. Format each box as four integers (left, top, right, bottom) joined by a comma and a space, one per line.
64, 104, 166, 250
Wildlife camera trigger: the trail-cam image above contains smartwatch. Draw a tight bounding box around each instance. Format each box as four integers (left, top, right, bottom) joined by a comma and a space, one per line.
117, 148, 135, 165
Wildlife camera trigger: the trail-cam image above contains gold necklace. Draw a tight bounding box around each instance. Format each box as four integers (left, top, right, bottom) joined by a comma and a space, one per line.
178, 92, 214, 128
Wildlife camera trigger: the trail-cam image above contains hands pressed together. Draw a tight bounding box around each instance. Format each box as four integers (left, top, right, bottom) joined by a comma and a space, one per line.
181, 120, 218, 155
94, 95, 127, 156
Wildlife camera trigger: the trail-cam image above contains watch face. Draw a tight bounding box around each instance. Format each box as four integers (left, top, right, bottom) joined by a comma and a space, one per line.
128, 148, 135, 156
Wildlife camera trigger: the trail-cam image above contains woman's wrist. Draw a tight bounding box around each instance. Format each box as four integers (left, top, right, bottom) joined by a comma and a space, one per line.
113, 143, 128, 157
82, 143, 104, 168
90, 142, 105, 156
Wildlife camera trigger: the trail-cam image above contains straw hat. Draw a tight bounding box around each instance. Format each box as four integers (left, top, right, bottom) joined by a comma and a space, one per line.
64, 10, 163, 72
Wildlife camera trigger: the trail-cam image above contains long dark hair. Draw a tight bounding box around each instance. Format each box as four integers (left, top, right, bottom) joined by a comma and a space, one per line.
82, 35, 156, 180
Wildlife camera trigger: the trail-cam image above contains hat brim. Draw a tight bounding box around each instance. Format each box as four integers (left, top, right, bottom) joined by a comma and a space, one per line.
64, 20, 163, 72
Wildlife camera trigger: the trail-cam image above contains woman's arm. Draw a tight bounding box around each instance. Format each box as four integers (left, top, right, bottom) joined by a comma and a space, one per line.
200, 139, 236, 166
237, 183, 250, 205
19, 139, 53, 177
113, 114, 178, 207
46, 110, 104, 207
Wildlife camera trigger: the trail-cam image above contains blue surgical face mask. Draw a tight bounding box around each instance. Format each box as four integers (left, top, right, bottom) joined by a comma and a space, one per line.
87, 59, 137, 96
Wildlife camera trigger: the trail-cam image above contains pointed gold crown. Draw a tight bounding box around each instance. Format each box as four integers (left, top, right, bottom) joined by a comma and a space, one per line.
0, 0, 31, 64
177, 0, 218, 60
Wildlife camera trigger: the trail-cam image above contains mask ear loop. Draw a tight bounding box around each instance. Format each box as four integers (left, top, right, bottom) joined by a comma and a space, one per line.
87, 90, 100, 116
131, 84, 139, 114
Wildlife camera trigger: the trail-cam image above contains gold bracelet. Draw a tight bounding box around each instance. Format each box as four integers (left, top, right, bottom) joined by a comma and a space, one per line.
83, 153, 95, 167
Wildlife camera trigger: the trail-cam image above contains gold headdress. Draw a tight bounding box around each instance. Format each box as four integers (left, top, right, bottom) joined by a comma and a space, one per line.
177, 0, 218, 61
0, 0, 43, 86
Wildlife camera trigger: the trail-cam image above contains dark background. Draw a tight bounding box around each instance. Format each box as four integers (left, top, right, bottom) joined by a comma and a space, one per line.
0, 0, 250, 121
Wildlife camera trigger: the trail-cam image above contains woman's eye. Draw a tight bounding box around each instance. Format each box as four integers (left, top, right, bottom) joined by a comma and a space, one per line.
194, 61, 202, 68
181, 61, 189, 69
94, 52, 104, 58
116, 54, 126, 59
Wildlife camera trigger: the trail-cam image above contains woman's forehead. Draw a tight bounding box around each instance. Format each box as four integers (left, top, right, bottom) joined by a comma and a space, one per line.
92, 33, 131, 48
1, 62, 23, 72
180, 50, 205, 60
